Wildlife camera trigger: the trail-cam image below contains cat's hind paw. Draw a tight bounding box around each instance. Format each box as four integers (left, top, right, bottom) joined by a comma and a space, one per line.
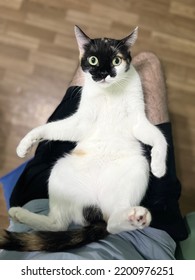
107, 206, 151, 234
128, 206, 151, 229
9, 207, 30, 224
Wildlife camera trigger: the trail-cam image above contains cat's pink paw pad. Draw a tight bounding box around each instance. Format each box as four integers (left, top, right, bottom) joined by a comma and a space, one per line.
128, 206, 151, 229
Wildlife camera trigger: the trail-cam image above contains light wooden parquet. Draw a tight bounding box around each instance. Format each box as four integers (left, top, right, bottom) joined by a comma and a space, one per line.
0, 0, 194, 228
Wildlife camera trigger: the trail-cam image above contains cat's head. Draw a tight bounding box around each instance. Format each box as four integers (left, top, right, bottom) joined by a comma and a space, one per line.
75, 26, 138, 88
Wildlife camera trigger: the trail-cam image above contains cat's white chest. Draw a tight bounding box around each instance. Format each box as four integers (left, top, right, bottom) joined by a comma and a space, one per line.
81, 86, 129, 129
73, 85, 140, 160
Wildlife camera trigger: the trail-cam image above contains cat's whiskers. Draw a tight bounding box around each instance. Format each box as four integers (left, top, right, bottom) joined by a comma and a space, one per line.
112, 76, 130, 91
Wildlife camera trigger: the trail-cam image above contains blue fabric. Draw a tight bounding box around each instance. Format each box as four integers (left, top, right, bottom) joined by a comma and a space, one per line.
0, 161, 29, 209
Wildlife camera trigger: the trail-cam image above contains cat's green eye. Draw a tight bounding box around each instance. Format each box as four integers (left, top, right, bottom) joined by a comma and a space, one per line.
88, 56, 99, 66
112, 56, 122, 66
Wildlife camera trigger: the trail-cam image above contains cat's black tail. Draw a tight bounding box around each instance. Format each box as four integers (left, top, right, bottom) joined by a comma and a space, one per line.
0, 221, 108, 252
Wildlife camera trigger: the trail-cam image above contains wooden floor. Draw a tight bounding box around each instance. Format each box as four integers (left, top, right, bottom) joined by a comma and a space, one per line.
0, 0, 194, 228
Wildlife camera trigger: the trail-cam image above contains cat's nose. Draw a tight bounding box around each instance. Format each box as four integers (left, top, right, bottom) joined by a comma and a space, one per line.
100, 71, 108, 79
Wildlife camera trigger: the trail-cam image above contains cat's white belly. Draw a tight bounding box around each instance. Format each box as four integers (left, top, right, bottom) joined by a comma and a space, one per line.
48, 136, 149, 220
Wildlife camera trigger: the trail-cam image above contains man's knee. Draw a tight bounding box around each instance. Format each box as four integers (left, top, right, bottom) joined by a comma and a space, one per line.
133, 52, 162, 71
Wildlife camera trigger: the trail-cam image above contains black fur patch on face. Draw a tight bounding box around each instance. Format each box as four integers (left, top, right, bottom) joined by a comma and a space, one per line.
81, 38, 132, 82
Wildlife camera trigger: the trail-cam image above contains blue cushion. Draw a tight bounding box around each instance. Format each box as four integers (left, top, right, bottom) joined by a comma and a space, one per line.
0, 161, 29, 209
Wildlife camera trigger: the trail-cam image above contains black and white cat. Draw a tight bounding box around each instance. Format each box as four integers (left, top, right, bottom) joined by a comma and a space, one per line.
0, 26, 167, 251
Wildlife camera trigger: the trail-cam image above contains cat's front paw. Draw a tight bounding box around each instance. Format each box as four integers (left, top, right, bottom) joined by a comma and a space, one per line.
9, 207, 30, 224
16, 129, 42, 158
151, 162, 166, 178
128, 206, 151, 229
16, 137, 33, 158
151, 148, 166, 178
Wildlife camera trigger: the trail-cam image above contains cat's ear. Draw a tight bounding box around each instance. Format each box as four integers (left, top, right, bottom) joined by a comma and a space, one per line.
122, 27, 138, 49
74, 25, 90, 55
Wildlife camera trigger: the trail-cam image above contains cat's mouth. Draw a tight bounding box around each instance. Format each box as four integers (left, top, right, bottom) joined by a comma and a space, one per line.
96, 79, 112, 87
90, 74, 113, 87
96, 77, 112, 85
98, 79, 107, 83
